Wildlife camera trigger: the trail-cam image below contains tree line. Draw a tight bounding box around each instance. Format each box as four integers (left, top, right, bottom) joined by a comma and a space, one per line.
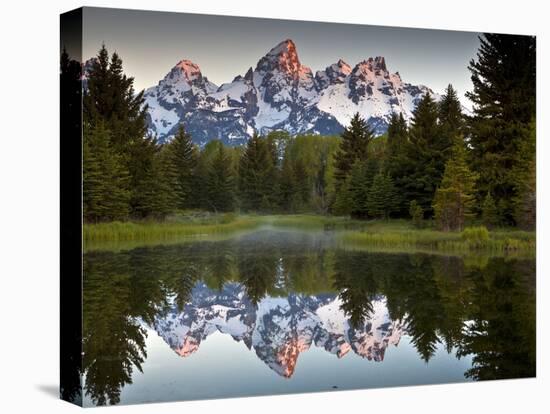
70, 32, 535, 230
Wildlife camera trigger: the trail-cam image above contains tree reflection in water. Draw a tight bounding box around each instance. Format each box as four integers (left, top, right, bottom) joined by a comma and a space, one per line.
81, 231, 535, 405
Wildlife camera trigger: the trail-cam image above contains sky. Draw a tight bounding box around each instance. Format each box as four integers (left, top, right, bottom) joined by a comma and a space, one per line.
82, 7, 481, 107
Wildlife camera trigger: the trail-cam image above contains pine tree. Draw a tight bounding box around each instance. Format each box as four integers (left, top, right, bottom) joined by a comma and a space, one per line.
293, 158, 310, 211
332, 176, 353, 216
83, 123, 130, 222
348, 161, 371, 219
132, 148, 173, 219
191, 141, 221, 210
433, 139, 478, 231
83, 45, 151, 219
481, 192, 499, 228
156, 145, 179, 213
333, 112, 374, 190
206, 145, 236, 212
83, 134, 103, 222
126, 134, 162, 219
386, 112, 408, 158
367, 173, 399, 219
131, 136, 177, 218
83, 46, 147, 152
385, 113, 408, 215
512, 118, 536, 230
266, 133, 281, 207
239, 134, 277, 211
366, 173, 386, 219
514, 161, 536, 230
400, 92, 447, 216
166, 126, 198, 210
438, 84, 463, 159
467, 33, 536, 223
278, 156, 297, 213
313, 147, 330, 214
439, 84, 464, 133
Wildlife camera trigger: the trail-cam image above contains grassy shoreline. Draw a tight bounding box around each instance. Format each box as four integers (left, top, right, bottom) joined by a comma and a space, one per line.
84, 213, 535, 256
84, 214, 261, 242
340, 227, 535, 257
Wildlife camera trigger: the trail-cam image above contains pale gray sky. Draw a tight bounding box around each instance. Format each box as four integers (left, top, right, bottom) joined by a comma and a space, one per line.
82, 7, 481, 106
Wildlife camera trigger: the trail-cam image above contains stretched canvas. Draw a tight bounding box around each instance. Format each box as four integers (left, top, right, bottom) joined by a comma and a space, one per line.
60, 6, 536, 407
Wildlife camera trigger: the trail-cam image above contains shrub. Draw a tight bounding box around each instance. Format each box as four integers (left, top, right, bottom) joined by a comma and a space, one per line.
461, 226, 490, 248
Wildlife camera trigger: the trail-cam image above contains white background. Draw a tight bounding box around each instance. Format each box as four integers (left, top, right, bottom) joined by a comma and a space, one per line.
0, 0, 547, 412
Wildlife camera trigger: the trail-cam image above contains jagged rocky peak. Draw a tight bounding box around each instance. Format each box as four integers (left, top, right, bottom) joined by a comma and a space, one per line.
353, 56, 389, 77
173, 59, 202, 81
159, 58, 217, 94
244, 66, 254, 81
256, 39, 304, 75
162, 58, 212, 89
316, 58, 353, 88
372, 56, 387, 72
335, 58, 353, 74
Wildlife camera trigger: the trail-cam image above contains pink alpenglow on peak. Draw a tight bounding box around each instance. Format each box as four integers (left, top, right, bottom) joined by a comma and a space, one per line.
266, 38, 298, 58
175, 336, 200, 358
335, 59, 353, 74
353, 56, 389, 75
257, 39, 303, 75
173, 59, 202, 82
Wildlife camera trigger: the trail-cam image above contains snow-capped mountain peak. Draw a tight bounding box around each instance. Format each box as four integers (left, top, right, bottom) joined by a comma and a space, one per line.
316, 59, 353, 89
140, 39, 437, 145
160, 58, 217, 91
351, 57, 390, 80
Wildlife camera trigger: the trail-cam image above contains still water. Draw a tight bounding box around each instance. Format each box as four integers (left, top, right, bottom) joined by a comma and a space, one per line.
80, 228, 535, 406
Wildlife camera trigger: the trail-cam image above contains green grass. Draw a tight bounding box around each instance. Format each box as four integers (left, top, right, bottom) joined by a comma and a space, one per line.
84, 214, 262, 244
341, 222, 535, 256
84, 213, 535, 257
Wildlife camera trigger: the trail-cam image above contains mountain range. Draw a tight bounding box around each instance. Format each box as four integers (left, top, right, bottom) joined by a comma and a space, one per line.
151, 282, 403, 378
143, 39, 437, 145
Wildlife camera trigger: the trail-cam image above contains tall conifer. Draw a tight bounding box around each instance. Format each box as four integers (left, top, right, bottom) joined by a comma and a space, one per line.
400, 93, 445, 216
167, 126, 198, 210
333, 113, 374, 189
239, 134, 277, 211
206, 145, 236, 212
467, 33, 536, 223
432, 139, 478, 231
83, 123, 130, 221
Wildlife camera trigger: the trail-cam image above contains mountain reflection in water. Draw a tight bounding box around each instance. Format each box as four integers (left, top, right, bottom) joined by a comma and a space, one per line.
156, 283, 402, 378
77, 230, 535, 406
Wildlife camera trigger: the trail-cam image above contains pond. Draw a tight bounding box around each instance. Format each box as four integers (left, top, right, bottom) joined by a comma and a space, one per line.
79, 227, 536, 406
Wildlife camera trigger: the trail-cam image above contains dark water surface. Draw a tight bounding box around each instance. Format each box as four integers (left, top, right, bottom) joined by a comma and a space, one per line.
78, 228, 535, 406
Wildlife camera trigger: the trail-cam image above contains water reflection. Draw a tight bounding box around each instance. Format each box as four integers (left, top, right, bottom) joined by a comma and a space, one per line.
80, 230, 535, 406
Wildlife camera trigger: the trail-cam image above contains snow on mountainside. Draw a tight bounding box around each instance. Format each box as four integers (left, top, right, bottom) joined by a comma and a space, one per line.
143, 39, 437, 145
151, 282, 404, 378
